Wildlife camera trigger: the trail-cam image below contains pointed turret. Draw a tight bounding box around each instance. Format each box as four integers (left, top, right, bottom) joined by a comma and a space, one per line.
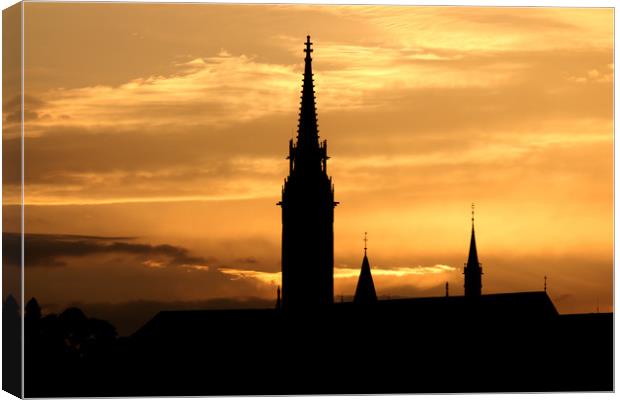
467, 225, 479, 267
464, 204, 483, 298
354, 232, 377, 304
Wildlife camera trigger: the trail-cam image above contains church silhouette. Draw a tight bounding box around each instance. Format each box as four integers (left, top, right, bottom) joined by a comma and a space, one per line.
275, 36, 495, 309
126, 36, 611, 396
278, 36, 487, 309
21, 36, 612, 397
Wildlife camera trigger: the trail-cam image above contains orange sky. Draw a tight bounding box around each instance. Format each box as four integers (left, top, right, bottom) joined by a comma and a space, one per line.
3, 4, 613, 331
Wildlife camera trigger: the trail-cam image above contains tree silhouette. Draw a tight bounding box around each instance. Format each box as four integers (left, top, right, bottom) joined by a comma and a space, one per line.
26, 297, 42, 322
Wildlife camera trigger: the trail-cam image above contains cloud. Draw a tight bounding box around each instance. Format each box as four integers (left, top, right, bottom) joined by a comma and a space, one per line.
2, 94, 49, 138
234, 257, 259, 264
21, 234, 280, 317
28, 41, 612, 139
334, 264, 455, 278
3, 232, 213, 269
10, 17, 610, 207
324, 6, 612, 52
13, 51, 612, 207
568, 64, 614, 84
335, 264, 460, 295
25, 53, 301, 135
219, 268, 281, 285
217, 263, 457, 288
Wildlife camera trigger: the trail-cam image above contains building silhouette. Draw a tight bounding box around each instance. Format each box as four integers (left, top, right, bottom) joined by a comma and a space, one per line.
278, 35, 337, 310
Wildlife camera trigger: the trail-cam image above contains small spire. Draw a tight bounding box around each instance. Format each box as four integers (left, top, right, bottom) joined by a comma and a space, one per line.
296, 34, 319, 146
467, 215, 480, 267
304, 35, 313, 57
544, 275, 547, 293
445, 282, 449, 297
464, 203, 482, 298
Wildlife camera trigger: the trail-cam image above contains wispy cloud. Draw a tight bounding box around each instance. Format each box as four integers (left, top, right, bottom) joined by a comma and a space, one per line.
219, 268, 281, 285
568, 64, 614, 84
26, 53, 299, 134
24, 44, 534, 136
334, 264, 455, 278
319, 6, 612, 52
217, 264, 456, 288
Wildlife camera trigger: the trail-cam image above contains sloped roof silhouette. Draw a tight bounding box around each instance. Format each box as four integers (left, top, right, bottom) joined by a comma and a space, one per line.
133, 291, 558, 339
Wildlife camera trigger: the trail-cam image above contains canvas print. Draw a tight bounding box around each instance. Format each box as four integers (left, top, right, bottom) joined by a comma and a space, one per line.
2, 2, 614, 397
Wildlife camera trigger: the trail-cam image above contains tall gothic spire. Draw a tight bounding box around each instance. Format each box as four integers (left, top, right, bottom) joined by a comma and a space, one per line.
354, 232, 377, 304
297, 35, 319, 146
279, 36, 336, 310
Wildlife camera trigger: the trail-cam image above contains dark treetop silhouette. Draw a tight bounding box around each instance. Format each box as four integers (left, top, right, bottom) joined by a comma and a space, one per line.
20, 36, 612, 397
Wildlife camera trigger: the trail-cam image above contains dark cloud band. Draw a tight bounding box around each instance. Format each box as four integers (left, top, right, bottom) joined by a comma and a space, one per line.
3, 232, 213, 269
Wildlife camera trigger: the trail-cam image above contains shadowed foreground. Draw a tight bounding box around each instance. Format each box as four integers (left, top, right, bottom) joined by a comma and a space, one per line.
24, 292, 612, 396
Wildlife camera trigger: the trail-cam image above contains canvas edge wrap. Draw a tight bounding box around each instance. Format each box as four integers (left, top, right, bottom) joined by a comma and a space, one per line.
2, 2, 24, 398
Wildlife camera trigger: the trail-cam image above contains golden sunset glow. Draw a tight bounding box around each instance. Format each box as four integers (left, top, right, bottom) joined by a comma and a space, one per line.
4, 3, 612, 333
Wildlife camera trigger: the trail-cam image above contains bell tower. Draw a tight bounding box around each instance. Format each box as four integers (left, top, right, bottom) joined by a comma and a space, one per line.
278, 36, 338, 310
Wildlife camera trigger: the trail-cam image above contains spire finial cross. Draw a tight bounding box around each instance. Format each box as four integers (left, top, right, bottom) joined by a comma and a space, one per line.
471, 202, 475, 224
364, 232, 368, 255
304, 35, 313, 55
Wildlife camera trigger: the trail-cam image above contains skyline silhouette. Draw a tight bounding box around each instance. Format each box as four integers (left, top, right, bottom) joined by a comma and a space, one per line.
2, 6, 614, 392
2, 3, 615, 395
6, 4, 612, 322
